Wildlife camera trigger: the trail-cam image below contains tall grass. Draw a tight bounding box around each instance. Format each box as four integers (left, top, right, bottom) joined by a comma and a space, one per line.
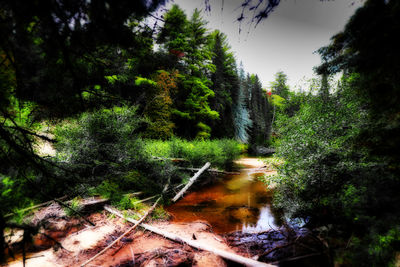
144, 138, 242, 170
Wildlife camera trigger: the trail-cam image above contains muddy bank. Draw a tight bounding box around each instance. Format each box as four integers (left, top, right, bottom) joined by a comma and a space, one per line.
5, 199, 248, 267
6, 213, 240, 267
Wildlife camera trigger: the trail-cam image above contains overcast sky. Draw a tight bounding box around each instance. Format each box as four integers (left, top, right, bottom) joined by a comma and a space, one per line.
163, 0, 364, 89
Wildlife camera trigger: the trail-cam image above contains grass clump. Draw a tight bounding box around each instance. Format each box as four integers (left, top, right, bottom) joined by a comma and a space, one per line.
117, 195, 145, 211
151, 206, 170, 220
65, 197, 83, 217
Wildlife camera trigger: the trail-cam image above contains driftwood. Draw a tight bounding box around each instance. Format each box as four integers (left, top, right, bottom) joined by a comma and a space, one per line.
105, 206, 275, 267
177, 167, 240, 175
172, 162, 211, 202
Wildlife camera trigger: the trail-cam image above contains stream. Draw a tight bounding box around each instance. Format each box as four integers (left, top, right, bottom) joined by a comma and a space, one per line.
168, 158, 330, 266
166, 157, 282, 234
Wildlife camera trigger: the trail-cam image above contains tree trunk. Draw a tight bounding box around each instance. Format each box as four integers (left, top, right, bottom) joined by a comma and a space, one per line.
0, 214, 5, 264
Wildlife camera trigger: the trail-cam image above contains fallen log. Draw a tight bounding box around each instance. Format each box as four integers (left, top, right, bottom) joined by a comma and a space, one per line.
177, 167, 240, 175
172, 162, 211, 202
123, 191, 143, 198
152, 156, 188, 162
78, 197, 111, 214
105, 205, 275, 267
4, 195, 68, 218
132, 195, 158, 204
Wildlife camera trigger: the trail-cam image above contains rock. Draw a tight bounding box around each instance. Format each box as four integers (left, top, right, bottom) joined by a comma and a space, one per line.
251, 146, 276, 156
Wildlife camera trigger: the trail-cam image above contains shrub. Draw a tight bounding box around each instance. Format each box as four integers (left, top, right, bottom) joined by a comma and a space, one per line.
54, 106, 182, 201
273, 75, 400, 265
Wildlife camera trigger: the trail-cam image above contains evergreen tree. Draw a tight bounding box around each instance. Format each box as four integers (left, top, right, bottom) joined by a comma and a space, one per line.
158, 7, 218, 139
208, 30, 240, 138
157, 4, 189, 54
233, 64, 252, 143
270, 71, 290, 100
247, 74, 272, 147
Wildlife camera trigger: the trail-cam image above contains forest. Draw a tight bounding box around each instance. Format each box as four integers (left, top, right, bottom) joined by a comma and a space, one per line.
0, 0, 399, 266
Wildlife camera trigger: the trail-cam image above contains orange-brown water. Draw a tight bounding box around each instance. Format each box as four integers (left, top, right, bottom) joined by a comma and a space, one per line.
166, 158, 281, 233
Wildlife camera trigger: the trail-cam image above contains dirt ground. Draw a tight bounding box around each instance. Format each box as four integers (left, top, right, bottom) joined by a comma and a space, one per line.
6, 211, 249, 267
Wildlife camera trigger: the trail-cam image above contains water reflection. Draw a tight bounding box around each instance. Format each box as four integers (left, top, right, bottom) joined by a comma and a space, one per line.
166, 158, 281, 233
241, 205, 279, 233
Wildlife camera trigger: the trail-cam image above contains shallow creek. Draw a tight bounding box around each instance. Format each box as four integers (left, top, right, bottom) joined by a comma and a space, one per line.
166, 157, 281, 234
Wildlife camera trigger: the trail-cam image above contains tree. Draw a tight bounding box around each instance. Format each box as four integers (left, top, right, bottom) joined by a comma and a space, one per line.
157, 4, 189, 55
0, 0, 167, 262
157, 6, 219, 139
144, 70, 180, 139
208, 30, 240, 138
276, 0, 400, 264
233, 64, 252, 143
247, 74, 272, 147
270, 71, 290, 100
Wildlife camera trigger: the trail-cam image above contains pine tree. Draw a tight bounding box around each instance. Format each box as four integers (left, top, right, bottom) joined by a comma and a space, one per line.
208, 30, 239, 138
270, 71, 290, 100
233, 63, 252, 142
247, 75, 271, 147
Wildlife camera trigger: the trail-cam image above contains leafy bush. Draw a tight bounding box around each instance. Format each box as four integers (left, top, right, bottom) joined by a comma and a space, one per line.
54, 106, 183, 200
273, 75, 400, 265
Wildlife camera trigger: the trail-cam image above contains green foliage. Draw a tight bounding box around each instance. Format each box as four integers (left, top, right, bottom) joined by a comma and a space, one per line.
274, 75, 365, 217
65, 197, 83, 217
55, 106, 144, 164
0, 175, 34, 218
116, 195, 144, 211
270, 71, 290, 99
151, 206, 170, 220
208, 30, 239, 138
246, 74, 272, 148
144, 70, 179, 139
274, 72, 400, 265
54, 106, 182, 198
135, 77, 157, 87
157, 4, 189, 52
270, 94, 285, 108
144, 138, 242, 170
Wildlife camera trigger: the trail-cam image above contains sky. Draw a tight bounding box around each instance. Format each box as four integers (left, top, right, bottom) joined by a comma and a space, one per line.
161, 0, 364, 89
